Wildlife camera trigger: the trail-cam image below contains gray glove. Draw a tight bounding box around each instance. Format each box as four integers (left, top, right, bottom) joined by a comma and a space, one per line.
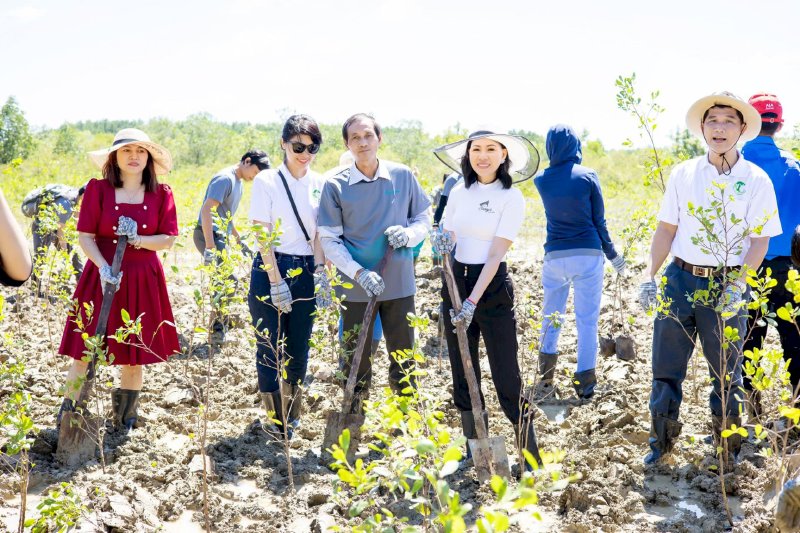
203, 249, 216, 266
430, 228, 455, 256
610, 254, 626, 276
720, 279, 746, 315
116, 216, 138, 239
315, 269, 332, 309
638, 280, 657, 311
99, 264, 123, 293
776, 479, 800, 532
384, 225, 410, 249
355, 269, 385, 298
269, 280, 293, 313
450, 298, 476, 329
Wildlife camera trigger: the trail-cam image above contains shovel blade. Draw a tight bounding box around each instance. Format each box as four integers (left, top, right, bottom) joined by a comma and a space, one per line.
469, 436, 510, 482
321, 412, 365, 468
55, 411, 99, 467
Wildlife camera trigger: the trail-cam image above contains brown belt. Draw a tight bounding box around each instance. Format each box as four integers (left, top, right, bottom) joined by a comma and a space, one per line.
673, 257, 738, 278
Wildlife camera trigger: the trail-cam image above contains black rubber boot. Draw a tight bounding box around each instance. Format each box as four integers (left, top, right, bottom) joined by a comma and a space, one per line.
121, 390, 140, 431
643, 415, 683, 465
534, 352, 558, 399
56, 398, 75, 432
514, 419, 542, 471
111, 388, 126, 429
572, 369, 597, 400
460, 410, 488, 462
281, 381, 302, 439
260, 391, 287, 440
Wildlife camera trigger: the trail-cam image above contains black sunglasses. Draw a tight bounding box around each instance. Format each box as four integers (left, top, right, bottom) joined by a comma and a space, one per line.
289, 141, 320, 155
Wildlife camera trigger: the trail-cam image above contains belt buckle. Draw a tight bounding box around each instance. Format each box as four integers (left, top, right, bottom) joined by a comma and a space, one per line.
692, 265, 712, 278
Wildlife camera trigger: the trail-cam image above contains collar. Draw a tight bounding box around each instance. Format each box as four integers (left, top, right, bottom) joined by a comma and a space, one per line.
279, 162, 310, 183
699, 151, 751, 178
348, 159, 391, 185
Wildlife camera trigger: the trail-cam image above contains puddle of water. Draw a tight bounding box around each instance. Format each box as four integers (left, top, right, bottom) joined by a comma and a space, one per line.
640, 473, 715, 522
539, 404, 569, 424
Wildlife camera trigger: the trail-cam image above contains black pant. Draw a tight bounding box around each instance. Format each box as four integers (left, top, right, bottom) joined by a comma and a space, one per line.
341, 295, 416, 395
442, 260, 524, 423
743, 256, 800, 393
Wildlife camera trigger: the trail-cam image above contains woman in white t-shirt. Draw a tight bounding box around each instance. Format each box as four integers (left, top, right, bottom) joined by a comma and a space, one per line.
248, 114, 330, 440
431, 130, 542, 469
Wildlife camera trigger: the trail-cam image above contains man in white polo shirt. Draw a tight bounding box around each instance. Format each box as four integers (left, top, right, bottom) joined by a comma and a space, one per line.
638, 92, 781, 465
318, 113, 431, 410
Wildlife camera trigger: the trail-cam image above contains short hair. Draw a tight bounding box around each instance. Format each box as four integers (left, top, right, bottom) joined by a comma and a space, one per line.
342, 113, 381, 144
702, 105, 744, 124
103, 150, 159, 193
759, 113, 781, 136
460, 139, 513, 190
241, 149, 271, 170
282, 114, 323, 145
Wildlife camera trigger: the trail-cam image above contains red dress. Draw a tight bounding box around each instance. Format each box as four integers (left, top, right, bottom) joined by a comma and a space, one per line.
58, 178, 180, 365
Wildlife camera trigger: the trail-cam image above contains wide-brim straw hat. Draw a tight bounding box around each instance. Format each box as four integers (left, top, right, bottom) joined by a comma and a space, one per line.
88, 128, 173, 175
433, 131, 540, 183
685, 91, 762, 144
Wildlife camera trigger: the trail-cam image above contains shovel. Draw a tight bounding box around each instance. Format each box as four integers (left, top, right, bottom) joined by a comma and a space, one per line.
56, 236, 127, 466
323, 247, 393, 465
442, 252, 510, 482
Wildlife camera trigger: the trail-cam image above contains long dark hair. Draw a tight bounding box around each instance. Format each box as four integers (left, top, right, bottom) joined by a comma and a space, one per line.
460, 138, 513, 189
102, 149, 158, 193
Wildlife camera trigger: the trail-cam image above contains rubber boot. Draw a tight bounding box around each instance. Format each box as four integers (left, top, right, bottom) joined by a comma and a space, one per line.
572, 369, 597, 400
280, 381, 302, 439
712, 415, 742, 465
534, 352, 558, 400
643, 415, 683, 465
514, 418, 542, 472
56, 398, 75, 433
111, 388, 126, 429
260, 391, 287, 440
746, 389, 763, 421
460, 410, 489, 463
120, 390, 140, 431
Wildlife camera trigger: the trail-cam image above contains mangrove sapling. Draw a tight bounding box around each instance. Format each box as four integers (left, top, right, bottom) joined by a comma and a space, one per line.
23, 482, 87, 533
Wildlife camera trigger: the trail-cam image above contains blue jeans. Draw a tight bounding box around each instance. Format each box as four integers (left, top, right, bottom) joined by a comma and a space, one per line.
248, 252, 316, 393
540, 254, 604, 373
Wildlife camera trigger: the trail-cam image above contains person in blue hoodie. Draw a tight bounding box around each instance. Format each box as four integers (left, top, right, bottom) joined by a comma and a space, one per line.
740, 93, 800, 417
533, 125, 625, 400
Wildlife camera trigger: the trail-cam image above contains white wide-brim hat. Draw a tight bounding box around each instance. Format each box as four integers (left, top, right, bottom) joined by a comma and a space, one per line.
685, 91, 762, 144
88, 128, 173, 175
433, 131, 540, 183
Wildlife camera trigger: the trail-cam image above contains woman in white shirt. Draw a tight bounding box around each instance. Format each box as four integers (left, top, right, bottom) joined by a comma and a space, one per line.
431, 130, 541, 469
248, 114, 330, 440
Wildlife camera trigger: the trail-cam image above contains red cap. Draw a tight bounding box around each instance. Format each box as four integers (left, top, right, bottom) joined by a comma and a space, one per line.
748, 93, 783, 123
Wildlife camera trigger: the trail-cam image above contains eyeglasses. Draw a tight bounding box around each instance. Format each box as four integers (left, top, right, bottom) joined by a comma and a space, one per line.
289, 141, 320, 155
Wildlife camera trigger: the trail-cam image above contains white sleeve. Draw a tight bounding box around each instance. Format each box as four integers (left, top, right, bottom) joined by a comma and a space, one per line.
405, 208, 431, 247
442, 186, 459, 232
318, 225, 364, 279
495, 189, 526, 242
748, 176, 782, 238
657, 167, 681, 225
249, 174, 272, 223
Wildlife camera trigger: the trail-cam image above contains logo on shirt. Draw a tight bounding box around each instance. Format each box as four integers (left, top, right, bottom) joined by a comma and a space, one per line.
312, 188, 321, 199
733, 181, 746, 195
479, 200, 495, 214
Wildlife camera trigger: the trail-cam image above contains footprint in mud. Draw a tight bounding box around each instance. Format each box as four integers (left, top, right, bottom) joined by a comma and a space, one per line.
638, 473, 744, 527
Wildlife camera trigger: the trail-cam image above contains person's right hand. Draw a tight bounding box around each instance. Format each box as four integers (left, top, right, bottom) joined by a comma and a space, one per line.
776, 478, 800, 532
611, 254, 626, 276
99, 265, 123, 293
355, 269, 385, 298
269, 280, 293, 313
429, 228, 455, 256
638, 280, 657, 311
203, 248, 216, 266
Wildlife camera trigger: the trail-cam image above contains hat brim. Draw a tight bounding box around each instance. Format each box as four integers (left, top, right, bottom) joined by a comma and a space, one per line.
686, 94, 762, 144
433, 133, 540, 184
88, 140, 173, 175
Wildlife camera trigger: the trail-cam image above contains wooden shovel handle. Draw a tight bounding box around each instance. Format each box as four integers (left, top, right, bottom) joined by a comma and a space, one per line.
442, 253, 488, 440
341, 246, 394, 411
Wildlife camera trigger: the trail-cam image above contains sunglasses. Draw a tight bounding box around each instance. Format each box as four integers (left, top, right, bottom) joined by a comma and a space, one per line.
289, 141, 320, 155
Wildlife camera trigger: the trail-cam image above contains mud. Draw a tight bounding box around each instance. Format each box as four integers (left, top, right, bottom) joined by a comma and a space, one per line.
0, 250, 782, 532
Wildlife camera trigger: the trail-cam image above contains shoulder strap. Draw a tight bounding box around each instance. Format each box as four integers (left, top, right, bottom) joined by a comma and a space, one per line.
277, 170, 312, 246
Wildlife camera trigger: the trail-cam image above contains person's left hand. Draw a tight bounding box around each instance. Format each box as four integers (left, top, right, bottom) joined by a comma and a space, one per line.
611, 254, 626, 276
384, 225, 410, 249
450, 298, 477, 329
720, 279, 746, 315
315, 269, 333, 309
116, 216, 138, 240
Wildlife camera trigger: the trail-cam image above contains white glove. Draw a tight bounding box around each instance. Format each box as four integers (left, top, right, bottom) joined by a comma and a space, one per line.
430, 228, 455, 256
720, 279, 746, 315
384, 225, 410, 249
610, 254, 626, 276
116, 216, 138, 239
99, 265, 123, 293
355, 269, 385, 298
269, 280, 293, 313
315, 269, 332, 309
638, 280, 657, 312
203, 249, 216, 266
450, 298, 476, 329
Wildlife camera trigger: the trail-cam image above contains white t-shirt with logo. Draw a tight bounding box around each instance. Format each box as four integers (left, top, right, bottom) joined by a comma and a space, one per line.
443, 180, 525, 264
658, 154, 782, 266
249, 163, 326, 255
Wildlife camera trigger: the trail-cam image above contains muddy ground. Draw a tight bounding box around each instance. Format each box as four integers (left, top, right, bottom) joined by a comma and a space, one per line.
0, 248, 783, 532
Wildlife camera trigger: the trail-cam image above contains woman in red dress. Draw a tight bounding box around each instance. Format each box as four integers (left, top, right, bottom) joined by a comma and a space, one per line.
57, 128, 180, 431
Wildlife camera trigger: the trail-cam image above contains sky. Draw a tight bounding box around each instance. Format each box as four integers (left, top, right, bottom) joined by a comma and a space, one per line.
2, 0, 799, 148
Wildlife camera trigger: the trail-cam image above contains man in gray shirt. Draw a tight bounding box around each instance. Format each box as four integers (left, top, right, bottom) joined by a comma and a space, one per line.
194, 149, 271, 262
319, 113, 431, 408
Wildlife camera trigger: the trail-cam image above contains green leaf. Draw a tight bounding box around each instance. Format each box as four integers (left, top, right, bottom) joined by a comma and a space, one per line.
415, 439, 436, 455
777, 306, 793, 321
287, 267, 303, 278
348, 500, 368, 517
443, 446, 463, 463
120, 308, 130, 323
490, 475, 507, 499
339, 429, 351, 453
439, 460, 459, 478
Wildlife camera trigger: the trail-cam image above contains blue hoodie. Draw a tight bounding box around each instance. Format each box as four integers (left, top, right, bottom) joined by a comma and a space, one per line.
534, 124, 618, 259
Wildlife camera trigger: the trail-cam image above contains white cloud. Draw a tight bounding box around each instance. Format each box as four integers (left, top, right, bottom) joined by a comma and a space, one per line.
7, 5, 46, 21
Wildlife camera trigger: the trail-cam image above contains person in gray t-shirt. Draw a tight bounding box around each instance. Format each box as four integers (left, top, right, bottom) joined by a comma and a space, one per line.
318, 113, 431, 406
194, 150, 271, 263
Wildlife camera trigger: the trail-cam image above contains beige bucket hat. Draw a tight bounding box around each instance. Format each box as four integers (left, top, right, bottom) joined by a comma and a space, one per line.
685, 91, 762, 144
88, 128, 173, 175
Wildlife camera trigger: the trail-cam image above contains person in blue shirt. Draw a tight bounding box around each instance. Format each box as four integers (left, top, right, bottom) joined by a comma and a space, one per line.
533, 124, 625, 400
741, 93, 800, 417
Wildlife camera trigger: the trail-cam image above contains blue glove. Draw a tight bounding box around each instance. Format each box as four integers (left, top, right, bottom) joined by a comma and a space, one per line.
610, 255, 626, 275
